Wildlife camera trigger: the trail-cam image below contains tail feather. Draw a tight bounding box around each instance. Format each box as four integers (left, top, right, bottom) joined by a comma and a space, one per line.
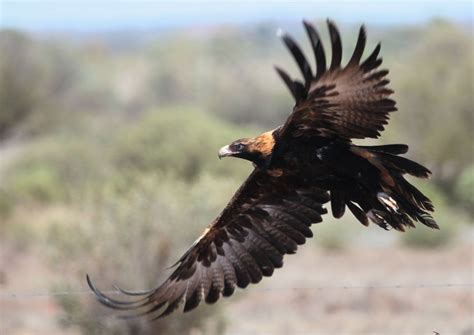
367, 209, 390, 230
376, 192, 399, 213
346, 201, 369, 226
393, 175, 434, 211
330, 191, 346, 218
416, 213, 439, 229
391, 192, 439, 230
332, 143, 437, 231
359, 144, 408, 155
378, 153, 432, 179
367, 209, 414, 231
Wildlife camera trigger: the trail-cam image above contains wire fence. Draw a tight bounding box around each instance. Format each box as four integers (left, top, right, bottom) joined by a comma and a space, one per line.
1, 282, 472, 299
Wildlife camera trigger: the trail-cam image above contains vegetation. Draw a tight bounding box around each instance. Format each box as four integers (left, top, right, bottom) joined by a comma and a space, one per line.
399, 183, 459, 248
0, 19, 472, 334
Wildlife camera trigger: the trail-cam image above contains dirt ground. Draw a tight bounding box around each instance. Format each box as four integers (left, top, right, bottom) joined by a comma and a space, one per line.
1, 241, 473, 335
224, 243, 474, 335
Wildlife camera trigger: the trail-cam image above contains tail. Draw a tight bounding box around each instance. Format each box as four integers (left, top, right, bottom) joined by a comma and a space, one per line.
331, 144, 438, 231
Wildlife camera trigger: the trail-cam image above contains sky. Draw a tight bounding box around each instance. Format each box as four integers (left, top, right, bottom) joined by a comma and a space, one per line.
0, 0, 472, 32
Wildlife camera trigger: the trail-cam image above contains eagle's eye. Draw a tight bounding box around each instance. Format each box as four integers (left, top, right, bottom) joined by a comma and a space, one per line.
234, 143, 245, 151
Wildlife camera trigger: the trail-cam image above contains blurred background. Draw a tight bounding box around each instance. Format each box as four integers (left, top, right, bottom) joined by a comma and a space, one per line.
0, 1, 473, 334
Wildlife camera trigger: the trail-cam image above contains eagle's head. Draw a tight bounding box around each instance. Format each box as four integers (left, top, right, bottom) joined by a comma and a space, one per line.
218, 130, 275, 166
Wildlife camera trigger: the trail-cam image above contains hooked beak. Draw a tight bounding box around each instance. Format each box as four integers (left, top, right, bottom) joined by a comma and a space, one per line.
218, 145, 234, 159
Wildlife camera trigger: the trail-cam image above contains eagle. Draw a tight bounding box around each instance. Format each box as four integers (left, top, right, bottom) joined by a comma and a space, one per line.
87, 19, 437, 320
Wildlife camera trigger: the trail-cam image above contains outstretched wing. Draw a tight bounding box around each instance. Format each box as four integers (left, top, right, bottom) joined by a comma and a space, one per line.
275, 20, 397, 140
88, 169, 329, 319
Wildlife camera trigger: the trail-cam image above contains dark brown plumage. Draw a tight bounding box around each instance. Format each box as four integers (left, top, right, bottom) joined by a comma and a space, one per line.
88, 19, 437, 320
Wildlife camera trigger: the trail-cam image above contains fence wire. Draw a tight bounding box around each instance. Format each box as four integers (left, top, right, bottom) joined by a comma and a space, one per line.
1, 282, 472, 299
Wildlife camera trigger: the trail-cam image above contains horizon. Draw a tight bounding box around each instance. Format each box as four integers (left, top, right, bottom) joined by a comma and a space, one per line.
1, 0, 472, 33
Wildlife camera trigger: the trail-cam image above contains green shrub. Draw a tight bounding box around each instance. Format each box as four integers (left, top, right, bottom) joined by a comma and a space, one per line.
317, 224, 349, 251
455, 166, 474, 217
112, 106, 254, 181
315, 217, 356, 252
9, 164, 63, 203
0, 189, 14, 219
0, 30, 81, 139
399, 182, 459, 248
3, 135, 112, 204
399, 222, 457, 249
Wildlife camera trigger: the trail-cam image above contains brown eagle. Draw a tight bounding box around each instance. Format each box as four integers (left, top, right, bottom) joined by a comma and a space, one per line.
87, 20, 437, 319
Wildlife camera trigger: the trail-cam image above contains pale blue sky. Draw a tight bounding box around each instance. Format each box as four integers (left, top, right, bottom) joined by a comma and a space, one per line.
1, 0, 472, 32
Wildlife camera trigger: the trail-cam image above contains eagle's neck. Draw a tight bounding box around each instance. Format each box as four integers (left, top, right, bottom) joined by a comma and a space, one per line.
246, 130, 277, 168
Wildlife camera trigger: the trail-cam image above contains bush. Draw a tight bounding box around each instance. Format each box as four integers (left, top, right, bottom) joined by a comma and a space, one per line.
9, 164, 63, 202
0, 30, 80, 140
316, 222, 349, 251
455, 166, 474, 217
0, 189, 14, 219
112, 107, 254, 181
313, 214, 362, 252
399, 183, 459, 248
0, 30, 42, 139
3, 135, 111, 204
399, 223, 457, 249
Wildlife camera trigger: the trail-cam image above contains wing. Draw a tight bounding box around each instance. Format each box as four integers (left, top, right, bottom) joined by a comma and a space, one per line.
275, 20, 397, 141
87, 169, 329, 319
